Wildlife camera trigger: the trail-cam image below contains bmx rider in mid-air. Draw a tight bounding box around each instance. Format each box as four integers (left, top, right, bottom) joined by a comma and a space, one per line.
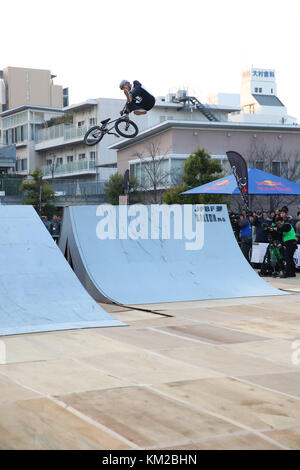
119, 80, 155, 115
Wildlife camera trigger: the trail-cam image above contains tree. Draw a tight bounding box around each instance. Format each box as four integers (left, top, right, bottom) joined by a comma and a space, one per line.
104, 172, 140, 205
162, 147, 225, 205
132, 139, 174, 203
19, 168, 57, 217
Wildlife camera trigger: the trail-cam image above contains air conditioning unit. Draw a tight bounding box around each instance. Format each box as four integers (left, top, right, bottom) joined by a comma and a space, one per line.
176, 90, 187, 100
166, 93, 176, 102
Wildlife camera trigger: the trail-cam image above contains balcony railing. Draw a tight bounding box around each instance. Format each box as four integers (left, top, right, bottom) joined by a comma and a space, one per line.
36, 123, 94, 144
52, 181, 106, 196
41, 159, 96, 177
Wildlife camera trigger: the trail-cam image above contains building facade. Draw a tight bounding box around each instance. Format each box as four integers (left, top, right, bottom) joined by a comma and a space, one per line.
209, 67, 297, 125
33, 91, 238, 182
0, 66, 66, 111
0, 67, 67, 176
110, 120, 300, 192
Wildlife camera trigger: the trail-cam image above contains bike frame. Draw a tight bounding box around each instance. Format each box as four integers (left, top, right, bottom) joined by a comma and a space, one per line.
99, 111, 130, 137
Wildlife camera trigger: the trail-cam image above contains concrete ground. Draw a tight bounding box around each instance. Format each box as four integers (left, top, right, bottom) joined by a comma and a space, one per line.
0, 275, 300, 450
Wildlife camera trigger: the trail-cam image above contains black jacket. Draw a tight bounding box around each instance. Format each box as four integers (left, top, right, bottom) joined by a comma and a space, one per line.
130, 81, 155, 110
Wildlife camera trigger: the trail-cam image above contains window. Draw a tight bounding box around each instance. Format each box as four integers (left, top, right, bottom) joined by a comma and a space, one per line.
255, 87, 258, 93
46, 159, 53, 166
255, 161, 264, 171
26, 90, 30, 101
271, 88, 273, 94
21, 159, 27, 171
259, 88, 262, 93
89, 118, 96, 126
78, 153, 85, 160
56, 158, 63, 166
271, 161, 280, 176
271, 161, 288, 178
281, 161, 288, 178
77, 121, 85, 127
67, 155, 73, 163
25, 72, 29, 83
295, 162, 300, 183
89, 151, 96, 160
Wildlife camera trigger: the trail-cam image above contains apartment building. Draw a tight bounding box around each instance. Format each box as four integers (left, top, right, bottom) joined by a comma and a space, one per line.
0, 66, 67, 175
0, 66, 68, 111
34, 91, 239, 182
1, 105, 65, 175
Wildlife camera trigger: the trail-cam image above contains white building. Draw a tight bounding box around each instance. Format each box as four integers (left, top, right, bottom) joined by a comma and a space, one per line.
34, 91, 239, 182
208, 67, 297, 125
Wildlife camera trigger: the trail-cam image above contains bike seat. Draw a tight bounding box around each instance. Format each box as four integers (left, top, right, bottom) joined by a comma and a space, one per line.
101, 118, 110, 125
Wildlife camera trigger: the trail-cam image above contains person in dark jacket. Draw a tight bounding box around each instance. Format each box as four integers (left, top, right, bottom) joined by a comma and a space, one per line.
120, 80, 155, 115
50, 214, 61, 244
252, 211, 270, 243
238, 213, 253, 263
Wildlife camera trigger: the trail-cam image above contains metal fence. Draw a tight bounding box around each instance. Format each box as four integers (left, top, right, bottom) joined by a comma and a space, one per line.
0, 178, 107, 200
0, 178, 23, 196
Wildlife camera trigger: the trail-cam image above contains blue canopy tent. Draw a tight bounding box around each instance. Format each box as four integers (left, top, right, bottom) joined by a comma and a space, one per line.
182, 168, 300, 196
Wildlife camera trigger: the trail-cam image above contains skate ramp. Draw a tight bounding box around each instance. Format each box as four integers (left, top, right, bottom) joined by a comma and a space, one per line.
0, 205, 124, 336
59, 204, 284, 305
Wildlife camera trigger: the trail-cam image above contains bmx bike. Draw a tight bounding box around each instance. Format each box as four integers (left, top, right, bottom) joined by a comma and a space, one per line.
84, 106, 139, 146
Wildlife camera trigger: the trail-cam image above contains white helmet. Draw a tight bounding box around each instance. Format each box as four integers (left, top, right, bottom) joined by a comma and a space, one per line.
119, 80, 129, 89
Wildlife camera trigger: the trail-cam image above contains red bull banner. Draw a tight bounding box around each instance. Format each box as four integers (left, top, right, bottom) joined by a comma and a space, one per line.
256, 180, 292, 192
202, 180, 230, 191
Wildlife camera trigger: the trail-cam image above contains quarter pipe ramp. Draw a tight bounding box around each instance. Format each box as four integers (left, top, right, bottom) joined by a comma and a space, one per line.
59, 204, 284, 305
0, 205, 124, 336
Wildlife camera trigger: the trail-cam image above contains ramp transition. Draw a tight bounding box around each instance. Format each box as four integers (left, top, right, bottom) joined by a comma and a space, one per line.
59, 204, 284, 305
0, 205, 124, 336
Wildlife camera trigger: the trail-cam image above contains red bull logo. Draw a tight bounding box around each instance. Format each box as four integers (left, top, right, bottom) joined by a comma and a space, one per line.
256, 180, 291, 191
203, 180, 230, 191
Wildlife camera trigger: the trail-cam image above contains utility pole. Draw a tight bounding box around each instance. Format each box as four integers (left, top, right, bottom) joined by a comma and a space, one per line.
38, 176, 43, 216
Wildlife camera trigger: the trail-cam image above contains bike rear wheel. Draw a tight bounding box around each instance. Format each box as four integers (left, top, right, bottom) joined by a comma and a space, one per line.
115, 118, 139, 139
84, 126, 104, 146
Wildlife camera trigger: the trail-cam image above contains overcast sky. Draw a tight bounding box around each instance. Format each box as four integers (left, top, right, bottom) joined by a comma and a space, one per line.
1, 0, 300, 120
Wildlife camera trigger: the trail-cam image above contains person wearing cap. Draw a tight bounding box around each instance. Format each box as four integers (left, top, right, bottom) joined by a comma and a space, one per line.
119, 80, 155, 115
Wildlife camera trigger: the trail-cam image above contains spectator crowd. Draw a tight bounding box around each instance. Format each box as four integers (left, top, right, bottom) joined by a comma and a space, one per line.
230, 206, 300, 278
41, 214, 61, 243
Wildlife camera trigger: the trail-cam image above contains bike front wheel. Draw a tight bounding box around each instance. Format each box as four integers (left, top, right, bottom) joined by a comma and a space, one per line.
84, 126, 104, 146
115, 118, 139, 139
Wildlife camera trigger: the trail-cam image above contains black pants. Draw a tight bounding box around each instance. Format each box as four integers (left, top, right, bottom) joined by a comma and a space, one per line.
241, 240, 252, 264
283, 241, 297, 276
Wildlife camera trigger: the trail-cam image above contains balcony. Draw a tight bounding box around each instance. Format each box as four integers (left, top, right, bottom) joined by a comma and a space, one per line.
35, 124, 92, 150
42, 159, 96, 178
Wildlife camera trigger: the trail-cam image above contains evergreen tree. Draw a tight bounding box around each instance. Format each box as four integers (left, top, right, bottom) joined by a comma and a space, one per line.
19, 168, 57, 217
104, 173, 140, 205
162, 147, 225, 205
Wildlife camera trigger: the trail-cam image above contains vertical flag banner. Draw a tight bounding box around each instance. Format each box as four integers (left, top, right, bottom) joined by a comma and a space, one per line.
226, 151, 249, 210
